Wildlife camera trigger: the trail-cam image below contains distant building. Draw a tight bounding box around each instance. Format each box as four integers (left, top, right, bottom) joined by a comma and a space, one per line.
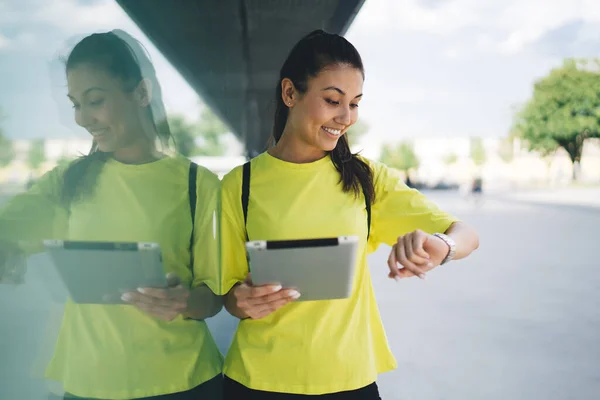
2, 136, 599, 188
363, 136, 600, 190
0, 137, 245, 185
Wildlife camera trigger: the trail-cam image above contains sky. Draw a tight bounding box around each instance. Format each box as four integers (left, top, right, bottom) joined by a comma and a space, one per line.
1, 0, 600, 152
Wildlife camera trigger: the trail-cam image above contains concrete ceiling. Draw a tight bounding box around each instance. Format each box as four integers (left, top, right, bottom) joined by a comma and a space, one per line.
117, 0, 365, 156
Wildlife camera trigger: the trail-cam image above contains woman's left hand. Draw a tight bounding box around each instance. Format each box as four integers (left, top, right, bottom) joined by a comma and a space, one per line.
387, 229, 450, 281
121, 273, 190, 321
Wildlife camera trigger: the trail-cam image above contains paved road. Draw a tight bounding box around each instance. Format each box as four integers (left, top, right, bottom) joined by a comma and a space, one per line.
1, 193, 599, 399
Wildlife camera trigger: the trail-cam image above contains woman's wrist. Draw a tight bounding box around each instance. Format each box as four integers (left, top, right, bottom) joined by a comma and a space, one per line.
225, 284, 250, 319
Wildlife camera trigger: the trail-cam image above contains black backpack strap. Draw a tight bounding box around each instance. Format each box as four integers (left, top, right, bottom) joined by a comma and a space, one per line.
188, 162, 198, 264
360, 181, 371, 240
241, 161, 251, 241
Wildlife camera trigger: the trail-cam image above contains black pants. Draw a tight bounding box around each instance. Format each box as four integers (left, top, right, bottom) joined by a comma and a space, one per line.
56, 374, 223, 400
223, 376, 382, 400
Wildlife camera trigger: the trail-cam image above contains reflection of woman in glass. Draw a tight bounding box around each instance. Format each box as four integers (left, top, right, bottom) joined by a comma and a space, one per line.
0, 30, 223, 399
220, 30, 479, 399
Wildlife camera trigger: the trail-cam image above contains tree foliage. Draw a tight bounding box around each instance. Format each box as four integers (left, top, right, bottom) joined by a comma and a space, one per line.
0, 133, 14, 168
27, 139, 46, 171
168, 107, 228, 157
470, 136, 487, 167
380, 141, 419, 173
0, 108, 14, 167
443, 152, 458, 165
514, 58, 600, 179
497, 137, 515, 163
195, 107, 227, 157
346, 120, 369, 147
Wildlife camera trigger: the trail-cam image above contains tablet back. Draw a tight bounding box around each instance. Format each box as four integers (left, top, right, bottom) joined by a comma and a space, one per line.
44, 240, 167, 304
246, 236, 359, 302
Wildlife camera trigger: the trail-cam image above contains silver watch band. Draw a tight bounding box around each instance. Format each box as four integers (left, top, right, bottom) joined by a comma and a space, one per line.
433, 233, 456, 265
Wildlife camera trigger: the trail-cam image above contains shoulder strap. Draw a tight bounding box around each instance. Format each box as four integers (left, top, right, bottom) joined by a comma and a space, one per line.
188, 162, 198, 263
241, 161, 251, 241
360, 181, 371, 240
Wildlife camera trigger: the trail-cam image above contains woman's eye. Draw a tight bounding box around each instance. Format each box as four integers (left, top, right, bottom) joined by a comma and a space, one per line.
351, 103, 359, 109
89, 99, 105, 106
326, 99, 340, 105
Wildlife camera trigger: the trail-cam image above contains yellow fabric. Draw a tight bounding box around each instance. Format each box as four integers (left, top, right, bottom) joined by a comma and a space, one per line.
0, 156, 222, 399
220, 152, 459, 395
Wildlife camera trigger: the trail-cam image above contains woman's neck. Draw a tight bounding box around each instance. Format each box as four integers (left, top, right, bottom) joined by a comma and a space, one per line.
269, 130, 327, 164
112, 140, 163, 165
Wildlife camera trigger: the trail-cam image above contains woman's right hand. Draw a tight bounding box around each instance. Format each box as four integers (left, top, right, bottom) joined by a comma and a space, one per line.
230, 274, 300, 320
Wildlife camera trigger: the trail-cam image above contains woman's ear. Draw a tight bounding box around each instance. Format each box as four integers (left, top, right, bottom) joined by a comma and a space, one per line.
281, 78, 296, 107
134, 78, 153, 107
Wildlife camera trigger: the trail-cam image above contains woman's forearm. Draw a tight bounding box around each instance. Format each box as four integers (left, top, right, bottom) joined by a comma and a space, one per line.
224, 284, 249, 319
444, 221, 479, 260
184, 285, 223, 320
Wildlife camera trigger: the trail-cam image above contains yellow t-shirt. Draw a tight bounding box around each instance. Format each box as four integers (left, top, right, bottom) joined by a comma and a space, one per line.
0, 156, 222, 399
220, 152, 458, 395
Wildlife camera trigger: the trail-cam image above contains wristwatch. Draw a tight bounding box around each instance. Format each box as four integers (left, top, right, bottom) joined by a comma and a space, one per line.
432, 233, 456, 265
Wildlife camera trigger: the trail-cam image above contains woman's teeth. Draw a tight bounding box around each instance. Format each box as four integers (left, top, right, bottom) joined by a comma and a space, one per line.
323, 127, 341, 136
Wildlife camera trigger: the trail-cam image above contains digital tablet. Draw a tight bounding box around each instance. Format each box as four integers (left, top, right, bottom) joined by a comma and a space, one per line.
44, 240, 168, 304
245, 236, 360, 302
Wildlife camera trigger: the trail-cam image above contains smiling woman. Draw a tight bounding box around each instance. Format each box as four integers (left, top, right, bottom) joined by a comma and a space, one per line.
269, 30, 374, 205
220, 29, 479, 399
61, 30, 171, 206
0, 30, 224, 400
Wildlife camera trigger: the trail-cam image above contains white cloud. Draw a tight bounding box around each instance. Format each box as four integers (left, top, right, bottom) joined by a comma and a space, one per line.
352, 0, 481, 35
0, 33, 11, 49
1, 0, 202, 133
31, 0, 131, 34
32, 0, 202, 122
0, 31, 38, 52
442, 46, 463, 60
476, 34, 493, 50
352, 0, 600, 54
0, 1, 24, 25
575, 22, 600, 43
14, 32, 36, 47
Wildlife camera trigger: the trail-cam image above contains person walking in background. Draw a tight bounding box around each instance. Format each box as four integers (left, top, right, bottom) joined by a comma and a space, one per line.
471, 175, 484, 205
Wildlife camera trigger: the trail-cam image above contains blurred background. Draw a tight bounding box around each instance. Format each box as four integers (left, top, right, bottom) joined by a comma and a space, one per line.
1, 0, 599, 399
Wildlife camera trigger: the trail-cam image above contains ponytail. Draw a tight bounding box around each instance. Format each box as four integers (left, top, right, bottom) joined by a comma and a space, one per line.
272, 30, 375, 203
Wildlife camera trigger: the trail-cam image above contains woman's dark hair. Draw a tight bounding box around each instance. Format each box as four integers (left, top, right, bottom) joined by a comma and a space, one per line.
272, 30, 375, 205
60, 30, 170, 207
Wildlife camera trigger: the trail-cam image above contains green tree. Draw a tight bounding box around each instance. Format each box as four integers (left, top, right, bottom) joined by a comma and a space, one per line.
380, 141, 419, 174
346, 120, 369, 147
27, 139, 46, 172
168, 115, 198, 157
0, 134, 14, 168
195, 107, 227, 157
0, 109, 14, 167
514, 58, 600, 180
168, 107, 227, 157
497, 136, 515, 163
470, 136, 486, 167
56, 155, 74, 169
443, 152, 458, 166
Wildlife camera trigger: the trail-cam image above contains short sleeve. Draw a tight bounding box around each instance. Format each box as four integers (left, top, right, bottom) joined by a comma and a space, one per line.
0, 165, 69, 251
190, 166, 221, 294
219, 166, 248, 295
367, 160, 459, 253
